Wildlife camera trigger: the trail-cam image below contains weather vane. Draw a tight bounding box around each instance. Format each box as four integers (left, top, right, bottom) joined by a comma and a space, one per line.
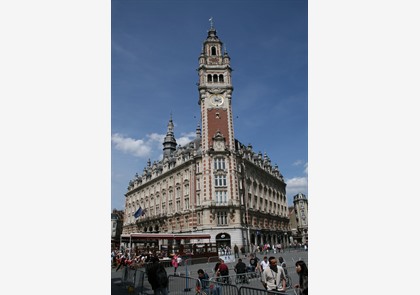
209, 17, 214, 29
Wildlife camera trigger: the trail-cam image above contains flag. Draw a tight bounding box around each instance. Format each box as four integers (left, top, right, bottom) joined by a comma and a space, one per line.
134, 207, 142, 218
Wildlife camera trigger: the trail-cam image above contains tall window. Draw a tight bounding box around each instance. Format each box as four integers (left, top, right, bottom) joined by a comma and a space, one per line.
217, 211, 228, 225
214, 158, 226, 170
184, 197, 189, 210
215, 175, 227, 187
197, 212, 202, 225
176, 200, 181, 211
211, 46, 216, 55
215, 191, 227, 204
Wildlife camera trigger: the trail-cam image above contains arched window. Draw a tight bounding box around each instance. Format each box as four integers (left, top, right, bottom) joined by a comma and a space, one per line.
213, 74, 218, 82
219, 74, 224, 82
211, 46, 217, 56
207, 74, 212, 82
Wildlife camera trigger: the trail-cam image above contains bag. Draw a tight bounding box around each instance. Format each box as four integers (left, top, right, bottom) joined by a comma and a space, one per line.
156, 266, 169, 286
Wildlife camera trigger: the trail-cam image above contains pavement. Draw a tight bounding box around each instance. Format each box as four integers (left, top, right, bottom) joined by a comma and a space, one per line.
111, 249, 308, 295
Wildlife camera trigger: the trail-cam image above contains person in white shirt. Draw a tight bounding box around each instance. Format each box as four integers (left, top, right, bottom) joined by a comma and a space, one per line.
260, 256, 269, 271
261, 256, 286, 292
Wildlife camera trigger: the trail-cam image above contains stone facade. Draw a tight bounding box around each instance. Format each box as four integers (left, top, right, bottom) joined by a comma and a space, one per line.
122, 25, 293, 251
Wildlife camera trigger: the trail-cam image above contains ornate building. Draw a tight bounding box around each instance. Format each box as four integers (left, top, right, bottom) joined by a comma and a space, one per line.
122, 23, 291, 252
290, 193, 308, 244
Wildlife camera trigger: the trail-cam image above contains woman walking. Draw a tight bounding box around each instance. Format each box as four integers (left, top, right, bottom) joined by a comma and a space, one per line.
294, 260, 308, 295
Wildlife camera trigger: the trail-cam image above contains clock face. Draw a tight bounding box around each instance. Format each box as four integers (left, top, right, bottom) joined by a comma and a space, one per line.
211, 95, 224, 106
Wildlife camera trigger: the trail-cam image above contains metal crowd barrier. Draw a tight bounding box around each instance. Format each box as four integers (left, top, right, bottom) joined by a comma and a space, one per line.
120, 264, 301, 295
120, 267, 146, 294
238, 286, 290, 295
167, 275, 201, 295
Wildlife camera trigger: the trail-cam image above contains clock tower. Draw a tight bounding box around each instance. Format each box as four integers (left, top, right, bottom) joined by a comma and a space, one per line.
197, 21, 239, 209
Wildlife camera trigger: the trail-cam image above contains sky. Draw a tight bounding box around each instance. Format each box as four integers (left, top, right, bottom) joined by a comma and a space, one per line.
111, 0, 308, 210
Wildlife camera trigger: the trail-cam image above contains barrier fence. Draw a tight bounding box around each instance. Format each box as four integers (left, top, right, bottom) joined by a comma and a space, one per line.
118, 262, 302, 295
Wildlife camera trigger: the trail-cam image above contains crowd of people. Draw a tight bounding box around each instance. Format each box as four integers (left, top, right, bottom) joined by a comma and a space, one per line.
112, 246, 308, 295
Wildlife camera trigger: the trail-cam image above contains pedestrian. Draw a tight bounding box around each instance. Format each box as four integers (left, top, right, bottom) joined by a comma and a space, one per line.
247, 253, 260, 274
260, 256, 269, 271
146, 256, 169, 295
234, 258, 248, 284
294, 260, 308, 295
196, 269, 210, 294
172, 253, 179, 275
234, 244, 239, 258
225, 245, 231, 255
278, 256, 288, 275
261, 256, 286, 293
115, 253, 126, 271
216, 258, 229, 284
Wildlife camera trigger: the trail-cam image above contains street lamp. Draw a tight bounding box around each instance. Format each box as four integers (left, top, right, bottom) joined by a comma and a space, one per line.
284, 232, 288, 249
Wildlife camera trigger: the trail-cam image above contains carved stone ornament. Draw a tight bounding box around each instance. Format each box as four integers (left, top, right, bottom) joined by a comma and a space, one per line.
208, 88, 225, 94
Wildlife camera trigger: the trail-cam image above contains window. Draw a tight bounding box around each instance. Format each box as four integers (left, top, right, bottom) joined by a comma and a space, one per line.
211, 46, 216, 55
197, 212, 202, 225
215, 175, 227, 187
214, 158, 226, 170
217, 211, 228, 225
176, 200, 181, 211
215, 190, 227, 204
184, 197, 189, 210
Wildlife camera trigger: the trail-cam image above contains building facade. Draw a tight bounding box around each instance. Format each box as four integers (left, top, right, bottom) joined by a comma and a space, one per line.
293, 192, 308, 244
122, 24, 291, 252
111, 209, 124, 249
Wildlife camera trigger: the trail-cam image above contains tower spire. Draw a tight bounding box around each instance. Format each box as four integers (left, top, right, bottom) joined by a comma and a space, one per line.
209, 17, 214, 29
162, 115, 177, 157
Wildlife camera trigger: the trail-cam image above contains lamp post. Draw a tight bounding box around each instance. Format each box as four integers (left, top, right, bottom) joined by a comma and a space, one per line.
284, 232, 288, 249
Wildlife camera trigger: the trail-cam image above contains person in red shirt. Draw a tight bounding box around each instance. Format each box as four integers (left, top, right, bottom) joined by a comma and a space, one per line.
216, 259, 229, 283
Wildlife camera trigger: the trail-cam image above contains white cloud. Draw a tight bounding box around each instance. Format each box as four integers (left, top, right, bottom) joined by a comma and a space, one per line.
286, 176, 308, 196
285, 162, 308, 203
111, 133, 157, 157
112, 131, 196, 159
148, 132, 165, 143
178, 132, 196, 146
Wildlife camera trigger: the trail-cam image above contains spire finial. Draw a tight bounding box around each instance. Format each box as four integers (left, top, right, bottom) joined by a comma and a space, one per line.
209, 17, 214, 29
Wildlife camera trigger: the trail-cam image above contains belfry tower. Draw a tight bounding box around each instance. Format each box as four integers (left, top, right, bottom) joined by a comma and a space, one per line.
197, 20, 240, 211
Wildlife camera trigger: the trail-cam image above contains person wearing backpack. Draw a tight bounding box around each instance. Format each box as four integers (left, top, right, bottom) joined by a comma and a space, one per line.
146, 256, 169, 295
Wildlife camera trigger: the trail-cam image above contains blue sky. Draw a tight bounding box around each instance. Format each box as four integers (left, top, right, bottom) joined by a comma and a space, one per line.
111, 0, 308, 210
